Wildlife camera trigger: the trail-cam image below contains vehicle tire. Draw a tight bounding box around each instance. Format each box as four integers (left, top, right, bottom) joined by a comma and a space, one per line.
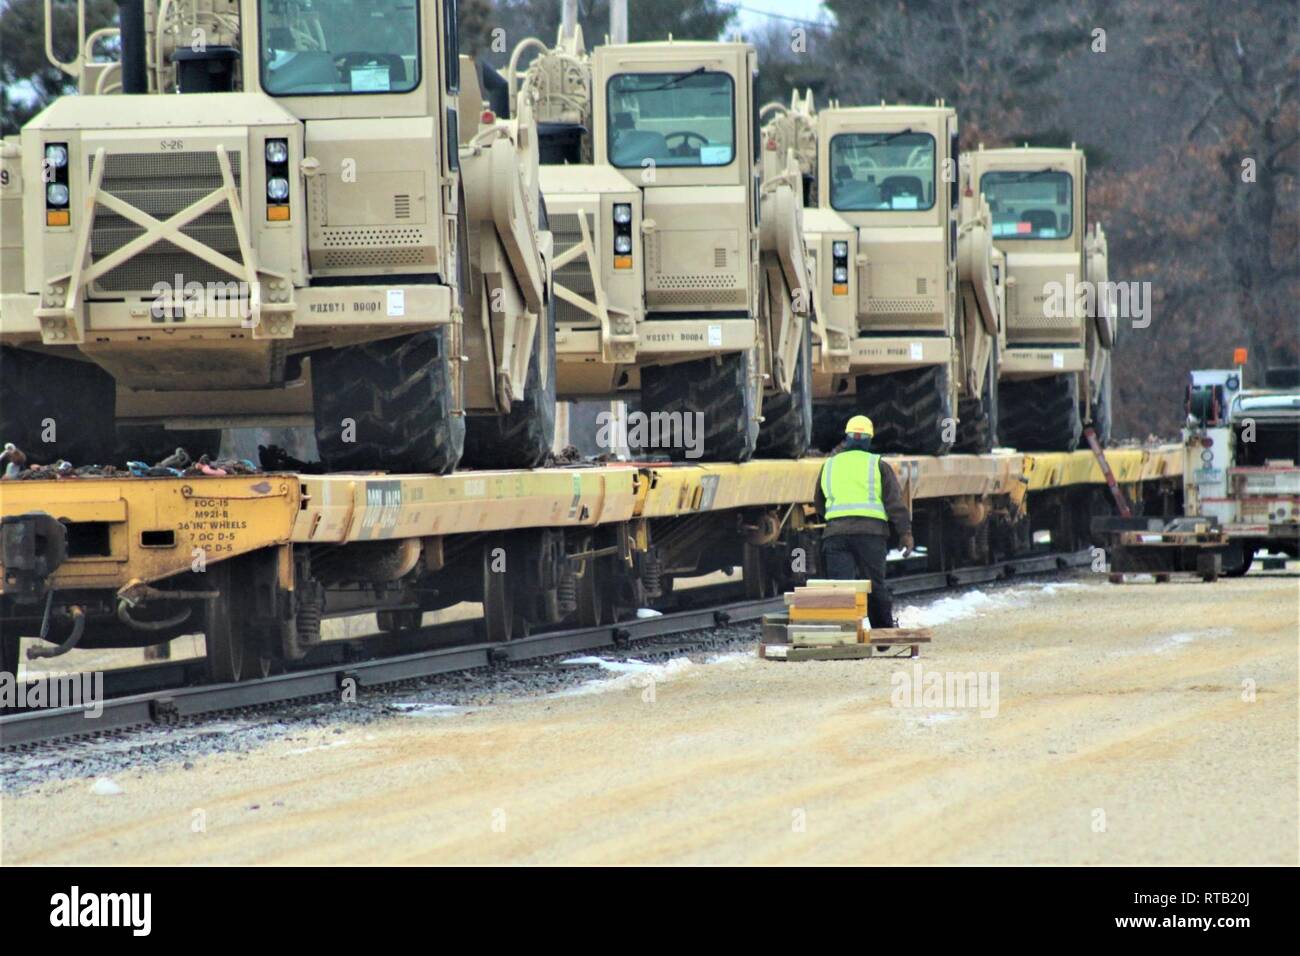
0, 632, 19, 683
812, 400, 854, 453
954, 351, 998, 454
1222, 542, 1255, 577
311, 326, 464, 474
204, 558, 272, 683
999, 373, 1082, 452
462, 288, 557, 469
640, 348, 760, 462
1087, 359, 1113, 447
853, 363, 954, 456
756, 317, 813, 459
116, 425, 223, 465
0, 347, 117, 466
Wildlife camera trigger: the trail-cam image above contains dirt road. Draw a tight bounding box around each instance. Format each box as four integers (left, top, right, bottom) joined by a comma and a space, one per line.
3, 572, 1296, 864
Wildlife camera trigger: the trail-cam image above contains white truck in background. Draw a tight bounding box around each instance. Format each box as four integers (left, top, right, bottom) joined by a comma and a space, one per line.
1183, 358, 1300, 573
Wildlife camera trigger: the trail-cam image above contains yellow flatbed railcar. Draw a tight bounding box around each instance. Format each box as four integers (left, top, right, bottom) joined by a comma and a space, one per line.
0, 448, 1182, 681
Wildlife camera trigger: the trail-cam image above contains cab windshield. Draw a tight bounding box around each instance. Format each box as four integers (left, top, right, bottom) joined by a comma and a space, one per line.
607, 71, 735, 168
830, 131, 935, 211
980, 169, 1074, 239
260, 0, 420, 96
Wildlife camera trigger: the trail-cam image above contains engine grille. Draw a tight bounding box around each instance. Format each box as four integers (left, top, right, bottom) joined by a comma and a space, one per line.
550, 211, 598, 326
90, 151, 243, 294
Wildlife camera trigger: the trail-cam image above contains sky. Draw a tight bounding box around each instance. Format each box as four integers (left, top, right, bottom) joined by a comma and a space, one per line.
728, 0, 832, 33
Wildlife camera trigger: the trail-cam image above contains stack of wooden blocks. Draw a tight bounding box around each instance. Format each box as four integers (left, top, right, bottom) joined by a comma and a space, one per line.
759, 579, 932, 661
785, 580, 871, 646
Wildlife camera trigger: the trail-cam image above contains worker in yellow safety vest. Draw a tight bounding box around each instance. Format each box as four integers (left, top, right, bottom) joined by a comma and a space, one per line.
814, 415, 915, 628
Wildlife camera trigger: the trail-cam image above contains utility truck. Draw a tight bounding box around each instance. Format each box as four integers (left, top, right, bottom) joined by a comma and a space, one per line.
1182, 357, 1300, 573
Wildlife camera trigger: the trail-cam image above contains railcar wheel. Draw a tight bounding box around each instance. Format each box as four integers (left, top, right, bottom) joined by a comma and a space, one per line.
575, 546, 612, 628
742, 543, 778, 599
482, 540, 514, 642
204, 560, 271, 682
0, 632, 20, 683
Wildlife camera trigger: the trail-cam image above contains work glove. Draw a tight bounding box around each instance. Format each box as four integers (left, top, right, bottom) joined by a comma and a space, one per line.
899, 531, 915, 558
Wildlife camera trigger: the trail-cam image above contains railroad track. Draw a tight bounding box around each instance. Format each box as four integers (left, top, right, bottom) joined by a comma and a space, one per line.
0, 548, 1092, 750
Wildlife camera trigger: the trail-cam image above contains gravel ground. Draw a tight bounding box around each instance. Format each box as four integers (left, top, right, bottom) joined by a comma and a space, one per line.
2, 569, 1296, 865
0, 619, 765, 794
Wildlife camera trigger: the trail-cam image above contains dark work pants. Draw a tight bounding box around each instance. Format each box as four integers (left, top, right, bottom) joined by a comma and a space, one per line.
821, 534, 894, 629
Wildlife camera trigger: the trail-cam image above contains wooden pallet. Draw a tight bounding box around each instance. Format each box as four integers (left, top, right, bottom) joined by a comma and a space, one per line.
760, 628, 932, 661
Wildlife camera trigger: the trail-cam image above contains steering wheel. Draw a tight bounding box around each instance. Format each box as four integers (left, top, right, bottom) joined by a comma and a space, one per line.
664, 130, 709, 156
337, 52, 400, 75
906, 145, 929, 168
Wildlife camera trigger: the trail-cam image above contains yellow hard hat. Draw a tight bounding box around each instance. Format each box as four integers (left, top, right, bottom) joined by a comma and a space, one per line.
845, 415, 874, 437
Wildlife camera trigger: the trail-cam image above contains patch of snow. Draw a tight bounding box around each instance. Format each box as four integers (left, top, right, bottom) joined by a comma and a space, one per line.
895, 581, 1078, 629
561, 655, 661, 674
390, 702, 465, 719
703, 650, 753, 666
1109, 626, 1234, 657
896, 590, 999, 628
90, 777, 123, 795
556, 656, 696, 697
635, 608, 663, 618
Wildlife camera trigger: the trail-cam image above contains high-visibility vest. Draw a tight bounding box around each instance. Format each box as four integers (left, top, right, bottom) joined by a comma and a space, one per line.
820, 449, 888, 521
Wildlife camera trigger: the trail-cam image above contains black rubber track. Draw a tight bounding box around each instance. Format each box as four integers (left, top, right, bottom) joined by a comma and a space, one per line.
1000, 372, 1082, 452
0, 347, 117, 465
853, 363, 955, 456
115, 425, 223, 465
462, 290, 557, 469
311, 326, 464, 474
641, 349, 760, 462
755, 317, 813, 458
954, 352, 998, 454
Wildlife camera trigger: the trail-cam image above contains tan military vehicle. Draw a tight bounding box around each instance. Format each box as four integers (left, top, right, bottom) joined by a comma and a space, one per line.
0, 0, 554, 473
969, 144, 1114, 449
508, 30, 815, 460
762, 100, 1002, 455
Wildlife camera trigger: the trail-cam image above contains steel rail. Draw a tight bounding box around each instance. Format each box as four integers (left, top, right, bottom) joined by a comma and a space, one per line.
0, 549, 1092, 750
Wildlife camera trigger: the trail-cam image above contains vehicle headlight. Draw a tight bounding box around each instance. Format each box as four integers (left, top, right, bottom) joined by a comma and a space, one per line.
833, 266, 849, 283
267, 177, 290, 202
613, 203, 632, 225
265, 140, 289, 164
832, 241, 848, 257
46, 183, 70, 206
614, 233, 632, 254
44, 144, 69, 169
